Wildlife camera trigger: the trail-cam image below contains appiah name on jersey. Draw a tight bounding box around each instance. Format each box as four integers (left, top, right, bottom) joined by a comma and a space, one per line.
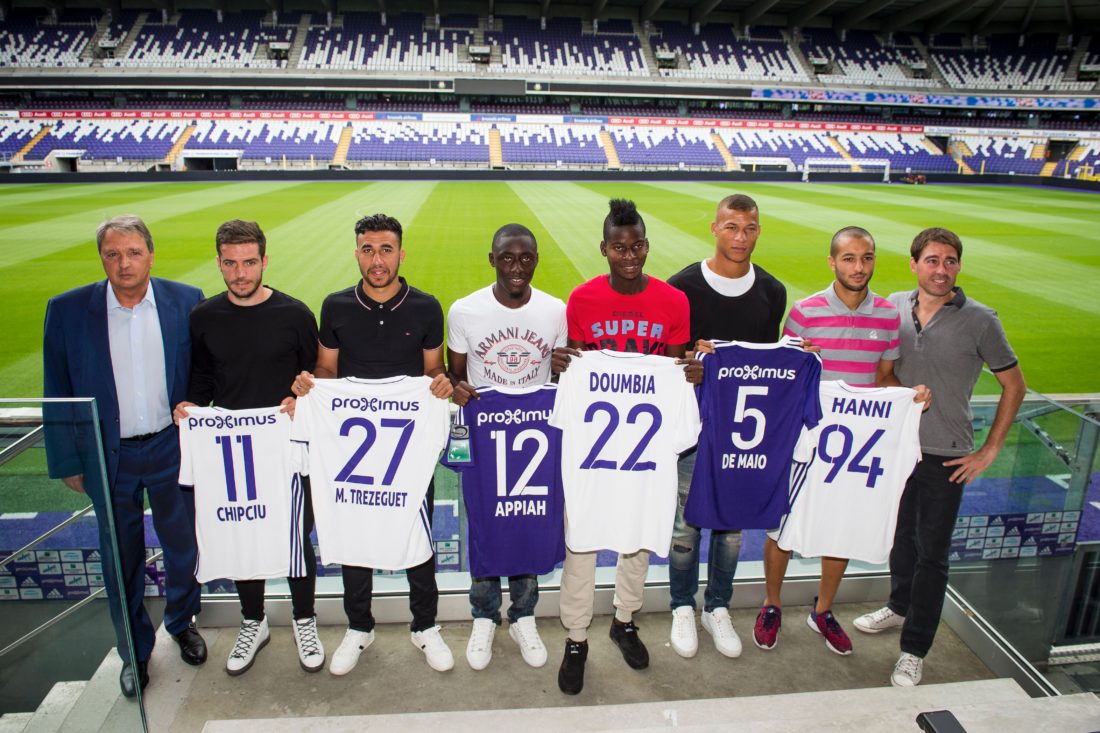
291, 376, 449, 570
686, 337, 822, 530
180, 406, 306, 583
443, 385, 565, 577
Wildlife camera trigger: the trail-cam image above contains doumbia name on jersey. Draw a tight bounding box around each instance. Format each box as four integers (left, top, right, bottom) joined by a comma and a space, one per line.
590, 372, 656, 393
330, 397, 420, 413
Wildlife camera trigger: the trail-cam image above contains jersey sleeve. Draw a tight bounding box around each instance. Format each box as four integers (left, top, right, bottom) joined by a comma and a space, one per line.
565, 291, 585, 344
801, 355, 824, 430
296, 305, 320, 375
881, 311, 901, 362
769, 280, 788, 341
553, 300, 569, 349
289, 392, 314, 444
977, 313, 1018, 372
178, 419, 195, 488
670, 376, 702, 454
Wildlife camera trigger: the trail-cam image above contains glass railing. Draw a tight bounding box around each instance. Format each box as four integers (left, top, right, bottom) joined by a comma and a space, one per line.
0, 399, 144, 731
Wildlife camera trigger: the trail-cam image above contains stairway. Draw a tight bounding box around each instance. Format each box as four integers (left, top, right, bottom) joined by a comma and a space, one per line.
711, 132, 740, 171
12, 125, 52, 162
113, 12, 147, 60
1068, 143, 1087, 161
488, 127, 503, 168
331, 125, 353, 167
949, 141, 975, 174
825, 135, 860, 171
164, 125, 197, 166
80, 16, 111, 62
785, 29, 818, 83
634, 19, 661, 77
599, 129, 621, 169
911, 36, 949, 87
1065, 36, 1090, 81
1029, 142, 1047, 160
921, 137, 945, 155
288, 14, 312, 69
1040, 161, 1059, 177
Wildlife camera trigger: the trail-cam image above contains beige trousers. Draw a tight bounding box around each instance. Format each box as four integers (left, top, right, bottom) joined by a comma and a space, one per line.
559, 547, 651, 637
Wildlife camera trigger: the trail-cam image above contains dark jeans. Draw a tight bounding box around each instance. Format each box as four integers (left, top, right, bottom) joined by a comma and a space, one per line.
470, 575, 538, 624
342, 478, 438, 633
238, 478, 317, 621
669, 485, 742, 612
887, 453, 964, 658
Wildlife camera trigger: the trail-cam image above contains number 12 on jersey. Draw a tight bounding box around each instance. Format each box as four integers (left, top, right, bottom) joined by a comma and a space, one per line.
490, 428, 549, 497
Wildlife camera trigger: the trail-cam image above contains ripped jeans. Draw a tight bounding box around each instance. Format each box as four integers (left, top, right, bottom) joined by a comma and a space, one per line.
668, 483, 743, 612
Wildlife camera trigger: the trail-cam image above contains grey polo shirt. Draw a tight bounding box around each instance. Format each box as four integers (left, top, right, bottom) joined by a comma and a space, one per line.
889, 287, 1018, 457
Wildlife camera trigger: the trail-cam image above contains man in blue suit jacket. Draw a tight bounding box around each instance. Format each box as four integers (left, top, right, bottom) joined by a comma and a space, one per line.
43, 215, 208, 697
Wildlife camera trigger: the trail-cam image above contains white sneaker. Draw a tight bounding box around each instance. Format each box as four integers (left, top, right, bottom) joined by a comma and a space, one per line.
669, 606, 698, 658
329, 628, 374, 676
466, 618, 496, 670
854, 606, 906, 634
411, 625, 454, 672
891, 652, 923, 687
226, 617, 270, 676
292, 615, 325, 673
508, 616, 548, 668
702, 608, 743, 658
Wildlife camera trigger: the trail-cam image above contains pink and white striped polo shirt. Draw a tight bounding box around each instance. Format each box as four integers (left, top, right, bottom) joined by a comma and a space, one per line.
782, 285, 900, 387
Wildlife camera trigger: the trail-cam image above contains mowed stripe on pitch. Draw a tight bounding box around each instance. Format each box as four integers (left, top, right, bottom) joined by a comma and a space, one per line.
0, 181, 307, 271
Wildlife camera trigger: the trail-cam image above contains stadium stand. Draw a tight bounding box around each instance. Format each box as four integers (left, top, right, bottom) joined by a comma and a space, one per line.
299, 13, 476, 73
0, 9, 94, 68
611, 126, 725, 167
957, 134, 1048, 174
801, 29, 927, 88
103, 10, 293, 69
930, 34, 1093, 91
186, 119, 341, 161
651, 23, 809, 82
498, 124, 606, 165
21, 118, 185, 161
486, 16, 647, 76
344, 122, 489, 164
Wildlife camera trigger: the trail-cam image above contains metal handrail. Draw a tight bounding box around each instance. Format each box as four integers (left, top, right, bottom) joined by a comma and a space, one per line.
0, 425, 45, 465
0, 505, 96, 571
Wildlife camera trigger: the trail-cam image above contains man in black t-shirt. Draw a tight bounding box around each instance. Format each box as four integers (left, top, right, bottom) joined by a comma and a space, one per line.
665, 194, 787, 661
174, 219, 322, 677
292, 213, 455, 677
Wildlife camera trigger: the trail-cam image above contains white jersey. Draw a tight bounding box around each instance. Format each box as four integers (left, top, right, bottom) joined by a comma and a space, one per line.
290, 376, 449, 570
179, 406, 306, 583
549, 351, 701, 555
447, 285, 567, 389
773, 381, 923, 564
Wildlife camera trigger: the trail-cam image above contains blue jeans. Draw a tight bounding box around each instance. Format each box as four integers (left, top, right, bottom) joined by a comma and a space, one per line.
470, 575, 538, 624
669, 483, 742, 612
888, 454, 965, 658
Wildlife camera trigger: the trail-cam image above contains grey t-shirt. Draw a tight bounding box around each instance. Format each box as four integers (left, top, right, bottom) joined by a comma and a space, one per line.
889, 288, 1018, 457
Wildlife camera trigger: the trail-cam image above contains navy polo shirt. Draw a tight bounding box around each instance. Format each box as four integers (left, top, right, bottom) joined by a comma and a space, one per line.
319, 277, 444, 379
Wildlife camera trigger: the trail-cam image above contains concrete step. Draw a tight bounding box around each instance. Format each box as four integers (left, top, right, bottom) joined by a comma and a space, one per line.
58, 649, 124, 733
0, 713, 34, 733
22, 682, 84, 733
203, 678, 1030, 732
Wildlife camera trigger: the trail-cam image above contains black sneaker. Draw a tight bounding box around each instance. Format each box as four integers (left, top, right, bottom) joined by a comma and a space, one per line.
558, 639, 588, 695
609, 619, 649, 669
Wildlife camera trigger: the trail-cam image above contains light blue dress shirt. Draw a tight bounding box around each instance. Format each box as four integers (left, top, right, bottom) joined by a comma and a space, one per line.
107, 282, 172, 439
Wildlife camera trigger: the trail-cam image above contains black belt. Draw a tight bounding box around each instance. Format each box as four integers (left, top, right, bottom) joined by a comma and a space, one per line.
121, 426, 171, 443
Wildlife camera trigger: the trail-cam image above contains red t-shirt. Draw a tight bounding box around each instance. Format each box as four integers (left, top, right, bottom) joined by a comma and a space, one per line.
566, 275, 690, 354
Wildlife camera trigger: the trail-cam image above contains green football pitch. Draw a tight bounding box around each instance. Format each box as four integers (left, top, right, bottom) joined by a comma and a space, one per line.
2, 179, 1098, 398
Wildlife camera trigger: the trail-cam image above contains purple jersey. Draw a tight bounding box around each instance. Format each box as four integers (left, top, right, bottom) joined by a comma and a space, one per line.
685, 337, 822, 530
443, 385, 565, 577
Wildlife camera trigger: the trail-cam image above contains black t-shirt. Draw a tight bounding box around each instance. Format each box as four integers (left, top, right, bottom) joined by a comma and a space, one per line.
668, 262, 787, 345
319, 277, 444, 379
187, 289, 319, 409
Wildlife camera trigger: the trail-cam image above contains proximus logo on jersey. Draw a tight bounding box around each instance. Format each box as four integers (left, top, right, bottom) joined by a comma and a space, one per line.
476, 408, 552, 427
187, 414, 277, 430
717, 365, 797, 381
330, 397, 421, 413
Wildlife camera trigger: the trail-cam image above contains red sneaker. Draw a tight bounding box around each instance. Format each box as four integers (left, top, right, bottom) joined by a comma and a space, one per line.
752, 605, 781, 650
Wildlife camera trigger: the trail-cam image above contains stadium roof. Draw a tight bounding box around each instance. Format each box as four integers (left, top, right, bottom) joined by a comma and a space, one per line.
9, 0, 1100, 35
